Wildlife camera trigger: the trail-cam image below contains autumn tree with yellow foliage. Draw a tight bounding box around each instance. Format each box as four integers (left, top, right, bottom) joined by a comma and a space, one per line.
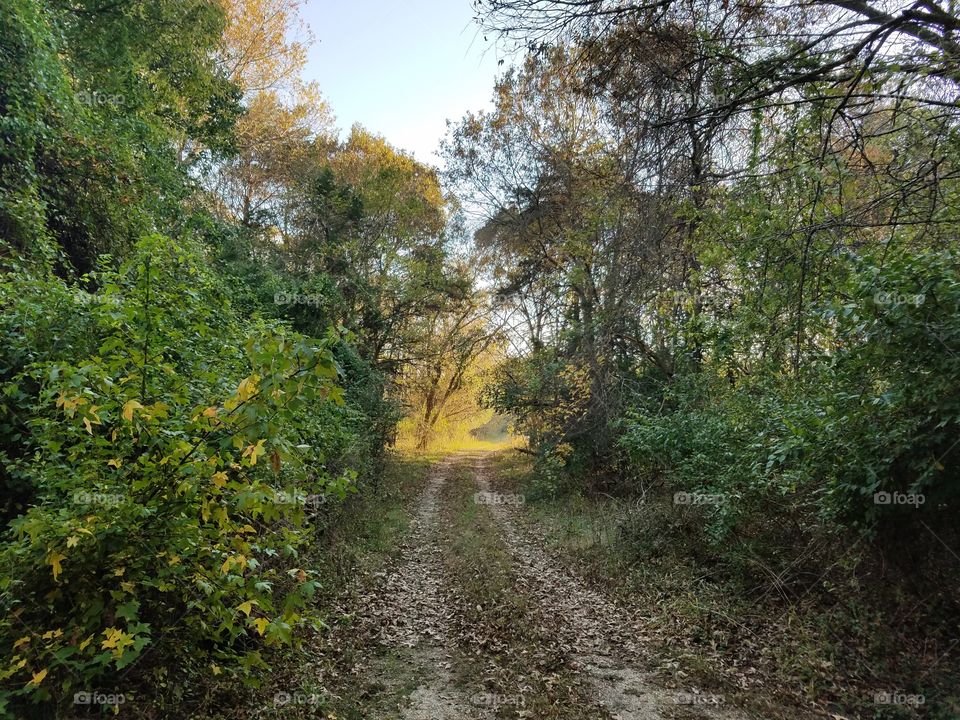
212, 0, 333, 227
395, 283, 504, 450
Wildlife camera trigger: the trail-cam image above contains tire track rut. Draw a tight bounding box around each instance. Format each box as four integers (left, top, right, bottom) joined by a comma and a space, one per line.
470, 454, 754, 720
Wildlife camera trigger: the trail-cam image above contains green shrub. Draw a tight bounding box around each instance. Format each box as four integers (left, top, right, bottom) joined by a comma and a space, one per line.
618, 249, 960, 550
0, 235, 357, 714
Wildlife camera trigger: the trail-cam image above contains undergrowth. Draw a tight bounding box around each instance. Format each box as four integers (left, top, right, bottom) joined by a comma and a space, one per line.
490, 451, 960, 720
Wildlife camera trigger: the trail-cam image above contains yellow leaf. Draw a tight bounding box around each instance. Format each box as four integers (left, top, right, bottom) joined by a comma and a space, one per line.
121, 399, 143, 422
242, 439, 266, 466
58, 392, 86, 414
211, 663, 222, 676
113, 567, 125, 577
236, 375, 259, 401
66, 536, 80, 549
211, 471, 228, 488
113, 632, 134, 654
252, 617, 269, 636
79, 636, 93, 651
13, 637, 30, 650
83, 417, 93, 435
237, 600, 254, 616
29, 668, 48, 686
220, 556, 234, 574
101, 627, 123, 649
203, 406, 219, 418
107, 458, 122, 469
120, 581, 135, 592
146, 401, 168, 419
47, 551, 65, 582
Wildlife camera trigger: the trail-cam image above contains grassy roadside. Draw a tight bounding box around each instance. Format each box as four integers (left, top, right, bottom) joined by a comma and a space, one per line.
488, 451, 959, 720
311, 451, 439, 589
437, 457, 607, 720
179, 451, 437, 719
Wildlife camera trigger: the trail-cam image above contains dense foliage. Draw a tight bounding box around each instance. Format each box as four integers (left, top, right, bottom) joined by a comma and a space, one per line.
4, 0, 959, 714
0, 236, 355, 709
456, 3, 960, 710
0, 0, 480, 715
446, 0, 960, 704
460, 0, 960, 526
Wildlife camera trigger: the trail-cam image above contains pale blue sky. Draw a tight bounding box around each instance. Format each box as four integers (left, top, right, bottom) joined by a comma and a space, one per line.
301, 0, 510, 165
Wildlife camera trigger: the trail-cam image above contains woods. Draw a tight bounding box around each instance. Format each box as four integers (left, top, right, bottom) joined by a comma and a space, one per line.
0, 0, 958, 717
450, 0, 960, 715
459, 0, 960, 522
0, 0, 483, 714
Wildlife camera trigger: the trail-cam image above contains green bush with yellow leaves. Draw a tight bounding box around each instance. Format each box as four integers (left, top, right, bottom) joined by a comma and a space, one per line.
0, 235, 359, 715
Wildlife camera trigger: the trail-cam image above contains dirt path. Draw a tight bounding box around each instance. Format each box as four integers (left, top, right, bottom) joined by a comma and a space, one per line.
332, 453, 758, 719
361, 456, 487, 720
